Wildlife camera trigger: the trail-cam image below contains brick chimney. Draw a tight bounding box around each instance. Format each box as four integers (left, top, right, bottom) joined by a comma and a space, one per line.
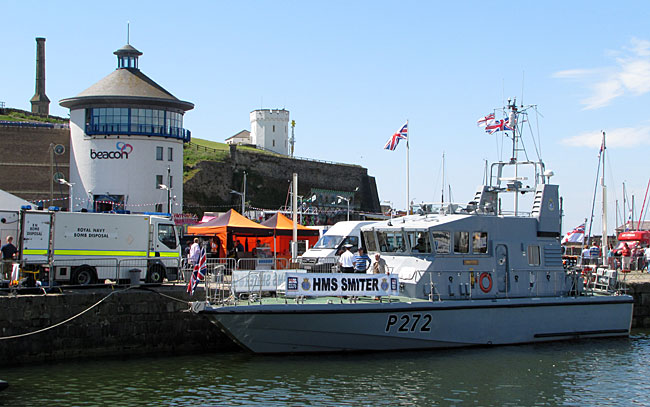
30, 37, 50, 115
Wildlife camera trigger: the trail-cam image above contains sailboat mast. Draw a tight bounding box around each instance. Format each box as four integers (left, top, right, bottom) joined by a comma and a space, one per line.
601, 132, 608, 266
441, 152, 445, 205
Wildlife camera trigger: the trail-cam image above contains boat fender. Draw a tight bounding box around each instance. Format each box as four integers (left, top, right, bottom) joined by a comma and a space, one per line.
479, 272, 492, 293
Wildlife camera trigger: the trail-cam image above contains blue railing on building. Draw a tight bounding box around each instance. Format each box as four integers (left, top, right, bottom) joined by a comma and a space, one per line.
86, 124, 191, 142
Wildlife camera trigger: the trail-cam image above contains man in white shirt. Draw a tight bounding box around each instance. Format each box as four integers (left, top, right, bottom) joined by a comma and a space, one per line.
189, 238, 201, 265
338, 244, 355, 273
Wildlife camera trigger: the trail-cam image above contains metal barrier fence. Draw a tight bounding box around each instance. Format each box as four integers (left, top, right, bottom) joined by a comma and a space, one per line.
0, 257, 183, 290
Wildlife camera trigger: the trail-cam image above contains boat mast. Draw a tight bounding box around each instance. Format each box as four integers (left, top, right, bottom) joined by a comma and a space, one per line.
508, 99, 520, 216
441, 152, 445, 206
601, 132, 608, 266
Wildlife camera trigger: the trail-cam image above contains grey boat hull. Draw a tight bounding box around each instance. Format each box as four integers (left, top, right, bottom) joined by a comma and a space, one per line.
201, 295, 634, 353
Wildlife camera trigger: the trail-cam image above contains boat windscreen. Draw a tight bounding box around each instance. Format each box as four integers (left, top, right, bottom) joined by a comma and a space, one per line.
313, 235, 344, 249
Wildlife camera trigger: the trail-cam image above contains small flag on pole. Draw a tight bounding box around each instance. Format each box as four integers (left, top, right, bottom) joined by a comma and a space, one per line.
384, 123, 408, 151
187, 247, 207, 296
477, 113, 495, 127
561, 223, 585, 244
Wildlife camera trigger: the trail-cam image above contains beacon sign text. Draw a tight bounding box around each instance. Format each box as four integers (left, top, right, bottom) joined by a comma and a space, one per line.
90, 142, 133, 160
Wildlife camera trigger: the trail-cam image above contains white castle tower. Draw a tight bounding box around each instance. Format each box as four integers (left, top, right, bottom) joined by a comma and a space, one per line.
250, 109, 289, 155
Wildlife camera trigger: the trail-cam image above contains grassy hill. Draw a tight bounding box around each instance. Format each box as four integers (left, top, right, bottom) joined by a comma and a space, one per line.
0, 110, 68, 124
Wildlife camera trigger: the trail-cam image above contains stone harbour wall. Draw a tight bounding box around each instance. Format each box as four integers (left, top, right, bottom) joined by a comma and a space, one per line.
0, 286, 236, 367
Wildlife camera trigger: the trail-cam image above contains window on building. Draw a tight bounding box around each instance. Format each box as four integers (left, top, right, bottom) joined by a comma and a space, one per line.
472, 232, 488, 254
432, 231, 450, 254
156, 175, 163, 189
454, 231, 469, 254
155, 204, 163, 213
272, 139, 276, 147
156, 146, 163, 161
528, 245, 541, 266
168, 147, 173, 161
273, 125, 276, 132
169, 176, 173, 189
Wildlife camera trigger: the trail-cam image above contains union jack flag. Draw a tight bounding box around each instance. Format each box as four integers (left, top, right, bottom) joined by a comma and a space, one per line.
561, 223, 585, 244
187, 246, 207, 296
485, 118, 514, 134
384, 122, 408, 151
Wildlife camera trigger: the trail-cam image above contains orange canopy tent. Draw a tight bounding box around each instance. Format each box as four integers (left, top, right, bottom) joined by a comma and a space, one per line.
187, 209, 273, 258
260, 213, 320, 257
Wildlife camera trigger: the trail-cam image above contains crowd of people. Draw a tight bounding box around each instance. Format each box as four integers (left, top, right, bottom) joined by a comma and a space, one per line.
581, 242, 650, 272
338, 244, 389, 274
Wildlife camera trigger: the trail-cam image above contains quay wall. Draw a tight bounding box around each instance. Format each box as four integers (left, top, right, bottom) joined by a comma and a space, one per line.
0, 286, 236, 367
2, 281, 650, 367
626, 281, 650, 329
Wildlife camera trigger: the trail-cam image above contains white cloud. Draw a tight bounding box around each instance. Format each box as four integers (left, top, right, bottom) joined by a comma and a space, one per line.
561, 125, 650, 148
554, 38, 650, 109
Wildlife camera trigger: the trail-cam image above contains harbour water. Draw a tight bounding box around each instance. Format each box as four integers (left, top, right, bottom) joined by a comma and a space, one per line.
2, 330, 649, 406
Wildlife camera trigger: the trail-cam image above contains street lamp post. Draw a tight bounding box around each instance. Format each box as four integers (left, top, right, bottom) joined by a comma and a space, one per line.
230, 171, 247, 215
336, 195, 350, 222
58, 179, 74, 212
158, 184, 171, 214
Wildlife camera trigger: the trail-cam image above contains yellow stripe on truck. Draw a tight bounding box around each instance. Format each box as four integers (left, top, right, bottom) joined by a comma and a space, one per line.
23, 249, 48, 255
147, 252, 180, 258
53, 250, 148, 257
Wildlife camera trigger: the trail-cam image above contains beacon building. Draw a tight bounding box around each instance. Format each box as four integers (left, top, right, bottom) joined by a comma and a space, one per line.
60, 44, 193, 214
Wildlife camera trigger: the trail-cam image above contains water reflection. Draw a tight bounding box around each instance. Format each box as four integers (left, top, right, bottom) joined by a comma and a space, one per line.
1, 331, 649, 406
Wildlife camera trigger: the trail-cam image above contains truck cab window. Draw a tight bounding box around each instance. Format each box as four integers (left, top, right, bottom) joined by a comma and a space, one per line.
158, 224, 177, 249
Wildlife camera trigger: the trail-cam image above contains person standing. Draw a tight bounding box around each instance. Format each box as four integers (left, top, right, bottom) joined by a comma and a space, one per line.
188, 238, 201, 266
1, 236, 18, 280
338, 244, 355, 273
372, 253, 388, 274
353, 248, 371, 273
621, 243, 631, 272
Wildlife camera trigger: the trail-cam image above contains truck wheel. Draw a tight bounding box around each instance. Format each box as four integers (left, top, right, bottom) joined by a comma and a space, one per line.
146, 265, 165, 284
72, 266, 96, 286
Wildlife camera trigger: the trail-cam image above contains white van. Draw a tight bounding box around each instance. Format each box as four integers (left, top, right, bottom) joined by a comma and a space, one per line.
299, 221, 375, 272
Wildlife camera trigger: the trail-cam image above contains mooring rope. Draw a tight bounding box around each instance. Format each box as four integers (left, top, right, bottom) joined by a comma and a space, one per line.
0, 287, 131, 340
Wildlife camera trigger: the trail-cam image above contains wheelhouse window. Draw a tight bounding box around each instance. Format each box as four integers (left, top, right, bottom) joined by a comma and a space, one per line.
432, 231, 450, 254
158, 224, 178, 249
406, 231, 431, 253
377, 230, 406, 253
527, 245, 541, 266
472, 232, 488, 254
363, 231, 377, 252
454, 231, 469, 254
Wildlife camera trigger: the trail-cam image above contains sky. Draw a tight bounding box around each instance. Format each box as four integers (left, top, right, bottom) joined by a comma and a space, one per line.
3, 1, 650, 235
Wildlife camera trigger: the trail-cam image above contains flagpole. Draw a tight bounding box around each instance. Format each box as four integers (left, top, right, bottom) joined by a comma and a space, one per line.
406, 120, 410, 215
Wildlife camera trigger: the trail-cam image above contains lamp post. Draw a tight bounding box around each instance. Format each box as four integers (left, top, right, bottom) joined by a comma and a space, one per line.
58, 179, 74, 212
382, 200, 393, 220
158, 184, 171, 214
230, 190, 245, 215
336, 195, 350, 222
230, 171, 247, 215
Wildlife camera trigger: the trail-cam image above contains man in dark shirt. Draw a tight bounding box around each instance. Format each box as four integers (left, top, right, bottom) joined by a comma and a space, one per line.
1, 236, 17, 280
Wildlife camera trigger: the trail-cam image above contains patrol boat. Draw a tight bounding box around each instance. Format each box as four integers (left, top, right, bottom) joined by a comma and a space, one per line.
192, 100, 633, 353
